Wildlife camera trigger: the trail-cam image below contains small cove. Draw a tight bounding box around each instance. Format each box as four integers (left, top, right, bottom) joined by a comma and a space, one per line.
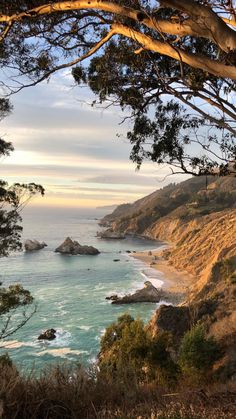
0, 207, 168, 372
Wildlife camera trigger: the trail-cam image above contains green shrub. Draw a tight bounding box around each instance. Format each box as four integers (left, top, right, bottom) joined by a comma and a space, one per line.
179, 325, 220, 374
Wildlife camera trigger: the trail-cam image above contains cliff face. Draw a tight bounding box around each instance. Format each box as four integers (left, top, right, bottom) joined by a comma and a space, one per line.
101, 176, 236, 379
102, 177, 236, 284
147, 209, 236, 283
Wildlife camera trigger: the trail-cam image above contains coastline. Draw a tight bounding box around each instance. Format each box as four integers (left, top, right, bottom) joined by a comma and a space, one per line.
131, 248, 196, 305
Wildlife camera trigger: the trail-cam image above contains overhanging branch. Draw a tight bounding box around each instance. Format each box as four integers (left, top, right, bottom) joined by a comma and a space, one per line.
111, 23, 236, 81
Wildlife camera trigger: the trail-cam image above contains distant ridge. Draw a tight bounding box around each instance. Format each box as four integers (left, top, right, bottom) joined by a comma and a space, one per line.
96, 204, 118, 210
101, 176, 236, 235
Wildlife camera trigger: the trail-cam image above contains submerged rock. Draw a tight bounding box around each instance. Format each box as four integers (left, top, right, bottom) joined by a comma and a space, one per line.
38, 328, 56, 340
97, 229, 125, 239
108, 281, 161, 304
24, 239, 47, 251
55, 237, 100, 255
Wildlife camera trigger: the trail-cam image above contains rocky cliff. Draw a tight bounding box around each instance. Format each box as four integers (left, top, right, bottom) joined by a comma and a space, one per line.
101, 176, 236, 380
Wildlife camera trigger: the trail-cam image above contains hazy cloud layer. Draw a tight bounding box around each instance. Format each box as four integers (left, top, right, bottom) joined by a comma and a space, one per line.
1, 73, 187, 208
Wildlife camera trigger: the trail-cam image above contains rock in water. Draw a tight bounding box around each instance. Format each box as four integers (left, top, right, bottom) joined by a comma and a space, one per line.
108, 281, 161, 304
38, 328, 56, 340
24, 239, 47, 251
55, 237, 100, 255
97, 229, 125, 239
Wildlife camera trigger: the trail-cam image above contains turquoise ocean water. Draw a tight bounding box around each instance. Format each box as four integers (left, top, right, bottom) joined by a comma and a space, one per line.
0, 207, 167, 372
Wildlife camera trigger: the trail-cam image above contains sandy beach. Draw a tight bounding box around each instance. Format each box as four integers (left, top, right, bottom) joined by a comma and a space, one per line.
131, 249, 196, 305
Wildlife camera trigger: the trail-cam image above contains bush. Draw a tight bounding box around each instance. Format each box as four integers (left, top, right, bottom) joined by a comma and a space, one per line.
179, 325, 220, 374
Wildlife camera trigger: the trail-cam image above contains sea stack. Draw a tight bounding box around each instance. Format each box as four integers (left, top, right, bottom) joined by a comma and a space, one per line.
55, 237, 100, 255
24, 239, 47, 251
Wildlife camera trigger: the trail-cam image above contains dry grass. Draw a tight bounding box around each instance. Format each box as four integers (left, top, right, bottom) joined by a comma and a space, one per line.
0, 363, 235, 418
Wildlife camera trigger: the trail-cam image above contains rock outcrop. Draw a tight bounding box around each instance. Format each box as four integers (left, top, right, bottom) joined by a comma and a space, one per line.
97, 229, 125, 239
38, 328, 56, 340
108, 281, 161, 304
147, 305, 191, 343
24, 239, 47, 251
55, 237, 100, 255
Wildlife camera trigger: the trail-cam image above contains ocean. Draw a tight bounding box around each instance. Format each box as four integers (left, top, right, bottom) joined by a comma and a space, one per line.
0, 207, 167, 372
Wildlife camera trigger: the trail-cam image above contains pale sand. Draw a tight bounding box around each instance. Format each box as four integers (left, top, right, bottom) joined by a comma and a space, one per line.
131, 249, 196, 304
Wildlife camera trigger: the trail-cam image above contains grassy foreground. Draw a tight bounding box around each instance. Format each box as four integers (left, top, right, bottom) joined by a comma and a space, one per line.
0, 361, 235, 418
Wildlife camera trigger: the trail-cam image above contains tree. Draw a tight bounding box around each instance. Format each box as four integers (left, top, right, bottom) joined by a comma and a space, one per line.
179, 324, 221, 377
0, 283, 36, 340
99, 314, 179, 385
0, 1, 235, 175
0, 98, 44, 340
0, 101, 44, 256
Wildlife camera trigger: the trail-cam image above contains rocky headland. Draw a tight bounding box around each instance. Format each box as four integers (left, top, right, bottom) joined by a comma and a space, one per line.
100, 176, 236, 380
55, 237, 100, 255
106, 281, 162, 304
97, 228, 125, 239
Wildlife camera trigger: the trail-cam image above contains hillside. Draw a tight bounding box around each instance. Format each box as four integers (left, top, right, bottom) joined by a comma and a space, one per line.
100, 175, 236, 380
101, 176, 236, 235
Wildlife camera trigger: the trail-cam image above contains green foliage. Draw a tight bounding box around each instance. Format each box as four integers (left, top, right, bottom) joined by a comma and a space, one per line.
179, 325, 220, 374
0, 98, 41, 338
0, 283, 33, 316
0, 283, 35, 339
100, 314, 179, 385
0, 101, 44, 257
100, 315, 148, 383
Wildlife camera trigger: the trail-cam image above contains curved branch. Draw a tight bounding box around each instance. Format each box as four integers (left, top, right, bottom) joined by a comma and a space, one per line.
112, 23, 236, 81
160, 0, 236, 52
167, 86, 236, 135
8, 29, 116, 93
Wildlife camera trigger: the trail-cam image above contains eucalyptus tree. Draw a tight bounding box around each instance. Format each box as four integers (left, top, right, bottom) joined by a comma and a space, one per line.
0, 0, 235, 175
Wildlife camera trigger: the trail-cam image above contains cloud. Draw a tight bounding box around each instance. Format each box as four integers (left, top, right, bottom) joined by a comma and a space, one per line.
0, 75, 188, 208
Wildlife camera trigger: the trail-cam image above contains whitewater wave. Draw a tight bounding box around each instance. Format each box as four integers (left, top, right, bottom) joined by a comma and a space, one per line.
77, 325, 92, 331
36, 348, 88, 358
0, 340, 36, 350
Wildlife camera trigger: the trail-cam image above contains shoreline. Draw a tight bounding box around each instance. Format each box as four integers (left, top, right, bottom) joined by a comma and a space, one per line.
131, 248, 196, 305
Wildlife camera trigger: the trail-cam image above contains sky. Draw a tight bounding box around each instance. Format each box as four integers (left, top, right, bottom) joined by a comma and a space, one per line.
0, 70, 189, 210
